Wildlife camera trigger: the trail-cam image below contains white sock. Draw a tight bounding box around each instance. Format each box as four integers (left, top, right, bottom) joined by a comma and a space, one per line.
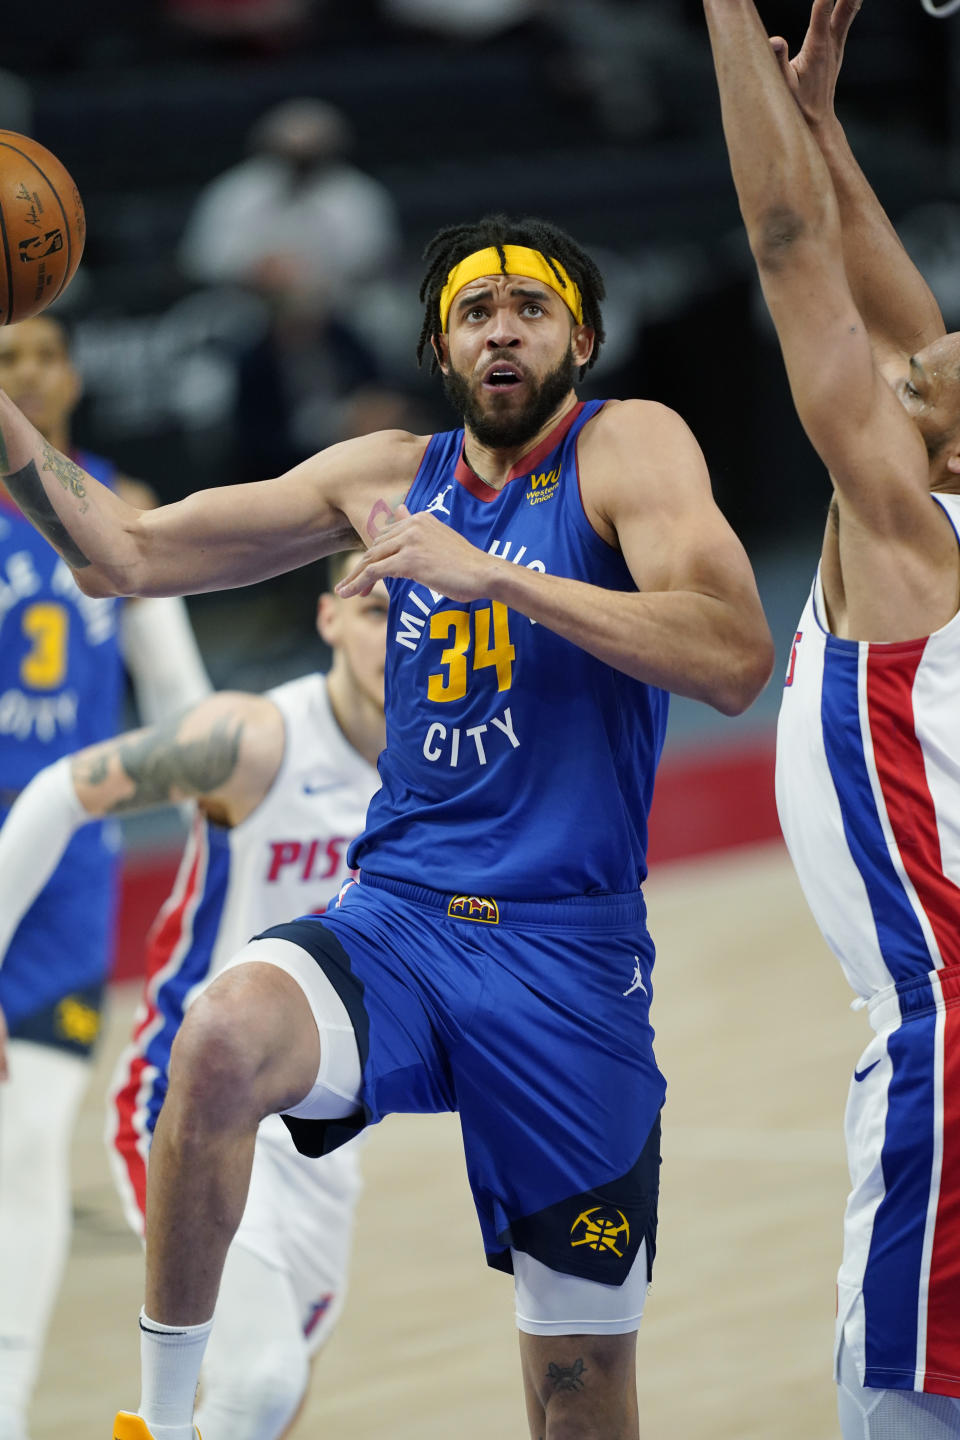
138, 1308, 213, 1439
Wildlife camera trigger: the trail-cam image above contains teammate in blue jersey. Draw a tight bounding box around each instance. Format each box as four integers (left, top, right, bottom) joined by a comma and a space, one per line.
0, 315, 210, 1440
703, 0, 960, 1435
0, 216, 773, 1439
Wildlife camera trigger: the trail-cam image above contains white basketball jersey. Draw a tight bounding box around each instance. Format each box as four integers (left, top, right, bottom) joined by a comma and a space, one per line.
109, 672, 381, 1232
172, 671, 380, 986
775, 493, 960, 1000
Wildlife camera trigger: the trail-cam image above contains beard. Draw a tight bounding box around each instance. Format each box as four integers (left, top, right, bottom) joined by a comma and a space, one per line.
442, 347, 577, 449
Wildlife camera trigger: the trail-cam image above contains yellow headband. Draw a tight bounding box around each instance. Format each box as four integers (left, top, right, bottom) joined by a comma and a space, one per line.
438, 244, 584, 332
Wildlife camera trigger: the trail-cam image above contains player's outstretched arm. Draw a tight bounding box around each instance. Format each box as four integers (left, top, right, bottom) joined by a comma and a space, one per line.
702, 0, 943, 547
338, 402, 775, 715
0, 690, 284, 1078
0, 393, 416, 597
770, 0, 944, 361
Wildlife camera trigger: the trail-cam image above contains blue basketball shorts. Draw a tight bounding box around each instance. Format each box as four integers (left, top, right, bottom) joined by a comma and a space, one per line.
256, 872, 665, 1287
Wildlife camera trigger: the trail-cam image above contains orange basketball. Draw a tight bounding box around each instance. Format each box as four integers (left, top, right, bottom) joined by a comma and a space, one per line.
0, 131, 85, 326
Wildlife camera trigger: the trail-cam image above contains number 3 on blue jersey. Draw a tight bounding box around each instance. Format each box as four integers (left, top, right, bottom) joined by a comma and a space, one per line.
21, 601, 69, 690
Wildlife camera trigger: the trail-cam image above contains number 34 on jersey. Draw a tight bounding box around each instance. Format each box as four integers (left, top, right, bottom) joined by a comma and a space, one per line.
394, 580, 525, 771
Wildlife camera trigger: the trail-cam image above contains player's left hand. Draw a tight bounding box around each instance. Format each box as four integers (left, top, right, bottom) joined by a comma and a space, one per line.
336, 505, 498, 603
770, 0, 862, 128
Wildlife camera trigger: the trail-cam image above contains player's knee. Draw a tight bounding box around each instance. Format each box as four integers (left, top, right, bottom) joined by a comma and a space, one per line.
535, 1338, 637, 1440
168, 986, 263, 1119
168, 966, 315, 1124
200, 1337, 308, 1440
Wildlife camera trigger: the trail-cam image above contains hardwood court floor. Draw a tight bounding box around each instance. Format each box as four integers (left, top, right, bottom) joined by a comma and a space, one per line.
32, 841, 861, 1439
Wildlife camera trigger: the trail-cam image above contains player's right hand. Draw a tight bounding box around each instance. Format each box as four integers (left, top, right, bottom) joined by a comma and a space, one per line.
337, 505, 500, 604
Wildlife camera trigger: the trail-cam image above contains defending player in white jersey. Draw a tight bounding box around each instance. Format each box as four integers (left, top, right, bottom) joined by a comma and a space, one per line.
704, 0, 960, 1434
0, 553, 386, 1440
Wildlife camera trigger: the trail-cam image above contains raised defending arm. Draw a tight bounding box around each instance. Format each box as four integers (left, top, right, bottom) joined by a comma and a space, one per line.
703, 0, 840, 283
703, 0, 959, 650
701, 0, 936, 523
770, 0, 944, 361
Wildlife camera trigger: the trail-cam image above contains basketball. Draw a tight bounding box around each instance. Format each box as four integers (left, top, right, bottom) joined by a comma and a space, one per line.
0, 131, 85, 326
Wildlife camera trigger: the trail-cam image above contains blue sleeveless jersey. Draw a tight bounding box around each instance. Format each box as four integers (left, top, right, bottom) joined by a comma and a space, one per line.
0, 450, 125, 1029
352, 400, 669, 899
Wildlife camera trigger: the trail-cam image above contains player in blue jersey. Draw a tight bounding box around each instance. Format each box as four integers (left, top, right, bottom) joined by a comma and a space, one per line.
0, 315, 210, 1440
0, 217, 773, 1439
703, 0, 960, 1435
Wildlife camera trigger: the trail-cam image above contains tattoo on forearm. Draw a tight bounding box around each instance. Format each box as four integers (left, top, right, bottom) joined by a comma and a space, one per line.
545, 1359, 587, 1393
77, 713, 244, 812
0, 425, 9, 473
80, 753, 110, 787
4, 460, 91, 569
40, 439, 89, 508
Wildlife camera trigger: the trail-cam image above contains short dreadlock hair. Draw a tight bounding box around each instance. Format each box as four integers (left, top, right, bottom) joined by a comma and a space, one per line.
417, 213, 606, 377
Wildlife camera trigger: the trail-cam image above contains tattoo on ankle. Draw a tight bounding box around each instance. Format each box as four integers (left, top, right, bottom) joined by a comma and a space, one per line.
40, 440, 89, 510
4, 460, 91, 568
546, 1358, 587, 1393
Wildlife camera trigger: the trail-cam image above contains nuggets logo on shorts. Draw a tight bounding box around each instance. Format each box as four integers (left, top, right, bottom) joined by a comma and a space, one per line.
54, 994, 101, 1048
569, 1206, 630, 1258
447, 894, 500, 924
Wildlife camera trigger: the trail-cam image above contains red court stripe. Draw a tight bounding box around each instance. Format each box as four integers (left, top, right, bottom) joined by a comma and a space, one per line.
647, 737, 779, 866
867, 646, 960, 969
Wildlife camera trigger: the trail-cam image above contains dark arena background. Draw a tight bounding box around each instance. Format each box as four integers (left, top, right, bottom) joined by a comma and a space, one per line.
5, 2, 958, 1435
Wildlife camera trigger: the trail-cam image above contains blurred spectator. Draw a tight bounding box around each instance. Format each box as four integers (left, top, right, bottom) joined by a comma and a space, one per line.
178, 97, 406, 481
178, 97, 400, 301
